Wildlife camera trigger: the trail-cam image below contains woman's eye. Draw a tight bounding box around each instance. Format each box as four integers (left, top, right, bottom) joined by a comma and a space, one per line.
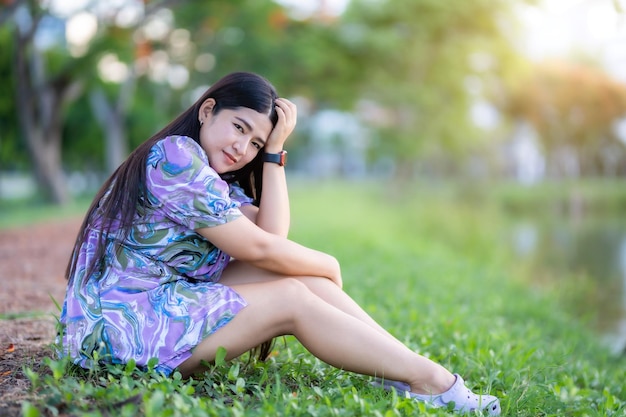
234, 123, 244, 133
251, 142, 261, 150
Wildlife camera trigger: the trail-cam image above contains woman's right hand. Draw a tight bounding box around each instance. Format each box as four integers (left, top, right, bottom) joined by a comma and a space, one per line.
264, 98, 297, 153
326, 255, 343, 288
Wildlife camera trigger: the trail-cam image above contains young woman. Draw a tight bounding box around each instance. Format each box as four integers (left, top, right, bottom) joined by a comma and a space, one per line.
59, 72, 501, 415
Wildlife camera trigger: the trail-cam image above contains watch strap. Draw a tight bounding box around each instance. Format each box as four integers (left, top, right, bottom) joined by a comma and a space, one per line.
263, 151, 287, 166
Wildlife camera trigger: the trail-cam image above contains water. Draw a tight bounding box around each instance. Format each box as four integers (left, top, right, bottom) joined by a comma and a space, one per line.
510, 215, 626, 354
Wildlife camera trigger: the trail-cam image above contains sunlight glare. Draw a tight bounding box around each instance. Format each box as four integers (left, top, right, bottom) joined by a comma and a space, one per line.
66, 12, 98, 56
274, 0, 350, 20
45, 0, 90, 17
142, 9, 173, 41
167, 65, 189, 90
98, 53, 129, 83
148, 50, 170, 83
519, 0, 626, 81
195, 53, 216, 73
115, 3, 144, 28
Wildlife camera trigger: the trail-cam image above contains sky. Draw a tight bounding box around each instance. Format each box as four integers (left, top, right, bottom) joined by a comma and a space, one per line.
518, 0, 626, 82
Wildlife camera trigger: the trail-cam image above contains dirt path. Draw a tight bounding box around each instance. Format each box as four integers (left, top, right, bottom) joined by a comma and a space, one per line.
0, 217, 82, 415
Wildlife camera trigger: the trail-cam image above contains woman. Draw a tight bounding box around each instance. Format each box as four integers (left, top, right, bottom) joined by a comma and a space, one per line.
59, 72, 501, 415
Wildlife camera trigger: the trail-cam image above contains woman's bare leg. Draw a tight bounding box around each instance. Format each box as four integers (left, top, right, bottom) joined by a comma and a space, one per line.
219, 261, 405, 348
177, 278, 455, 395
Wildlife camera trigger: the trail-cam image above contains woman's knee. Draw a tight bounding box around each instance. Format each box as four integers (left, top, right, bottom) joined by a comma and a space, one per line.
275, 277, 315, 302
297, 276, 344, 297
233, 278, 321, 330
274, 278, 324, 316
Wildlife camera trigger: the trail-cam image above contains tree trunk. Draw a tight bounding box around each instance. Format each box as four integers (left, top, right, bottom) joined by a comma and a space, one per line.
89, 77, 136, 175
90, 89, 128, 174
12, 7, 80, 205
27, 128, 69, 204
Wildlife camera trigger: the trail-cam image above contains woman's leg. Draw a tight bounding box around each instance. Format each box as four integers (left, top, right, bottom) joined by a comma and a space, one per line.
177, 278, 455, 395
219, 261, 405, 348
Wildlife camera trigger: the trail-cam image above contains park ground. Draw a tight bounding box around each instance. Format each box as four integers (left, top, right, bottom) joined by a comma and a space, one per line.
0, 218, 81, 416
2, 181, 625, 416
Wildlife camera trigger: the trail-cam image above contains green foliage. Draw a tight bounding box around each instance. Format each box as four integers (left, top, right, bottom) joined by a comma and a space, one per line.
4, 0, 535, 176
5, 0, 624, 206
62, 94, 105, 170
19, 180, 626, 416
498, 60, 626, 176
330, 0, 530, 161
0, 25, 27, 169
176, 0, 307, 95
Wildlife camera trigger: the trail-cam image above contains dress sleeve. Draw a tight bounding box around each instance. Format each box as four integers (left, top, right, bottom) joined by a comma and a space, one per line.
146, 136, 244, 230
229, 183, 254, 207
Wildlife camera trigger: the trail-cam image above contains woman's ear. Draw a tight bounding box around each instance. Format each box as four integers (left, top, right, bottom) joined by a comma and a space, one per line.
198, 98, 216, 124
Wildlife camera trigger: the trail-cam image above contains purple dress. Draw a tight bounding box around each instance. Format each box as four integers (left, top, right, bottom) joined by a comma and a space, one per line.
59, 136, 251, 374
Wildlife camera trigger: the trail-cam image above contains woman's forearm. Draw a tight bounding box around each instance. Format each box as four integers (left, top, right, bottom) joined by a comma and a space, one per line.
250, 235, 342, 287
254, 161, 290, 237
197, 217, 342, 287
253, 97, 295, 237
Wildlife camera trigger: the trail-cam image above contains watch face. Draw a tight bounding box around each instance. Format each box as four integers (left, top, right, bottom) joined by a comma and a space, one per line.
279, 151, 287, 166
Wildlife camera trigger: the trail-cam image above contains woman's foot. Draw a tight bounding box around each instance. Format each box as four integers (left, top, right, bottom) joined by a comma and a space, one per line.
372, 374, 501, 415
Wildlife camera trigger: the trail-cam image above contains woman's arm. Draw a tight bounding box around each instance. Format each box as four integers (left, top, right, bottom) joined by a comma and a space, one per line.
240, 98, 296, 237
196, 215, 342, 287
239, 161, 289, 236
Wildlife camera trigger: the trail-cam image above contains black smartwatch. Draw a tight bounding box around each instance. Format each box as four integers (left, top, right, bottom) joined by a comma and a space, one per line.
263, 150, 287, 167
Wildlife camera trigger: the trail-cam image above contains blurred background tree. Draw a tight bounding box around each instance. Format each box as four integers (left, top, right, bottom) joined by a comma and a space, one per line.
327, 0, 531, 178
1, 0, 625, 204
1, 0, 182, 203
497, 60, 626, 177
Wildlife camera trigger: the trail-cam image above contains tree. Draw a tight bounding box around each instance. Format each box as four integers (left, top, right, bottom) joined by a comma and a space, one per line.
305, 0, 534, 177
2, 0, 190, 203
499, 60, 626, 177
2, 0, 539, 201
0, 25, 25, 171
4, 0, 85, 203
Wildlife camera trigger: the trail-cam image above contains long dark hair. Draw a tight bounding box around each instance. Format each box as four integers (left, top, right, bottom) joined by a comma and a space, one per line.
66, 72, 279, 359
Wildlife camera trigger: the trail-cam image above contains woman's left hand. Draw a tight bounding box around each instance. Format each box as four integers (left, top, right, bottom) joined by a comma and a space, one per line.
265, 98, 297, 153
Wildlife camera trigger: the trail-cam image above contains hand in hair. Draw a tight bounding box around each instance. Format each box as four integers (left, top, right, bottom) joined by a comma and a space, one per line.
264, 98, 297, 153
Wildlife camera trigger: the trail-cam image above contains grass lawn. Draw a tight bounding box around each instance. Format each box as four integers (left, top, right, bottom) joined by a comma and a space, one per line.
0, 195, 93, 229
14, 180, 626, 416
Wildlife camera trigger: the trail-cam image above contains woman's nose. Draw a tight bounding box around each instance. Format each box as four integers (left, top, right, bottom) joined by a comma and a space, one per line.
233, 138, 247, 155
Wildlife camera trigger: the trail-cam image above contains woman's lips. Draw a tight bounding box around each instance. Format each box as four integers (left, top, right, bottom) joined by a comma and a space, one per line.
223, 151, 237, 164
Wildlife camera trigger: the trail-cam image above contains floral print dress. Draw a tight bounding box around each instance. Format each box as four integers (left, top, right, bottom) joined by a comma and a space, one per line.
59, 135, 251, 375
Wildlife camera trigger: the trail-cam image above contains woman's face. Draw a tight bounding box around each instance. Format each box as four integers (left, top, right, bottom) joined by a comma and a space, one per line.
199, 99, 272, 174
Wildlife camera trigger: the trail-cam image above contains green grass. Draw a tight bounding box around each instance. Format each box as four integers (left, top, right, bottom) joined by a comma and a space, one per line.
0, 195, 93, 229
14, 180, 626, 416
